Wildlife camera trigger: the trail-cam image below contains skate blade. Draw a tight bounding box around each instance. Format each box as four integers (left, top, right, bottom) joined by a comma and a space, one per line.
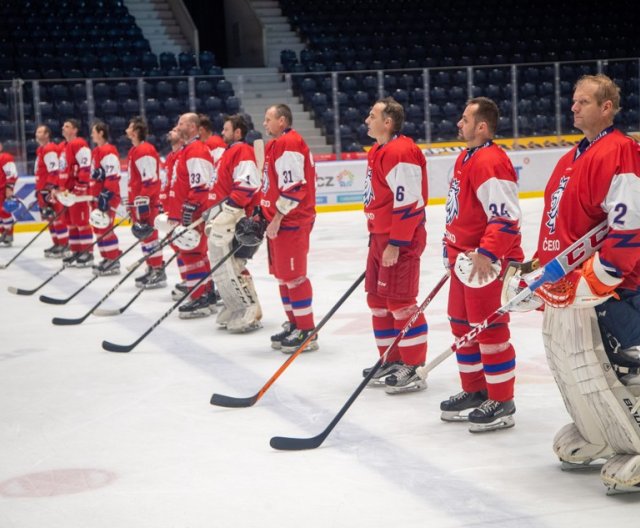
440, 411, 470, 422
560, 460, 604, 472
384, 381, 427, 395
227, 322, 263, 334
366, 378, 389, 388
178, 310, 214, 320
469, 415, 515, 433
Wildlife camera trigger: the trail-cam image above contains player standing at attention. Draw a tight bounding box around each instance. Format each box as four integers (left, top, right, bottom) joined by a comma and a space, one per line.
59, 119, 93, 266
519, 74, 640, 493
170, 112, 216, 318
88, 121, 122, 276
34, 125, 70, 258
126, 116, 166, 288
0, 142, 18, 247
207, 113, 262, 333
362, 97, 429, 394
261, 104, 318, 353
440, 97, 523, 431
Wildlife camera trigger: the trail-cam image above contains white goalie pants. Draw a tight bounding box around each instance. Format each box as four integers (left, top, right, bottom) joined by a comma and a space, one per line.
209, 241, 262, 333
543, 306, 640, 490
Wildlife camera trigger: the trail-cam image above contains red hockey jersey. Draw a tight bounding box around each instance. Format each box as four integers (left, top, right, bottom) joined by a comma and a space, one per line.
259, 129, 316, 227
34, 143, 59, 191
444, 142, 523, 263
127, 141, 161, 203
0, 152, 18, 190
537, 128, 640, 289
90, 143, 121, 207
168, 138, 214, 221
60, 138, 91, 192
209, 141, 260, 212
160, 149, 180, 213
364, 135, 427, 245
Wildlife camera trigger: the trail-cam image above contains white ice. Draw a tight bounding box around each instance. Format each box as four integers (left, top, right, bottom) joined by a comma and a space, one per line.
1, 198, 638, 528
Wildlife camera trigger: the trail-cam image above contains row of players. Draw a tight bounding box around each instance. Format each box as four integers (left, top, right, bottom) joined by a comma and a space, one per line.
1, 73, 639, 492
360, 72, 640, 494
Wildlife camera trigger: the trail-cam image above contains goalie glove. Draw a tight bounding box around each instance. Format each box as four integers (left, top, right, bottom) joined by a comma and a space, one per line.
181, 201, 199, 226
537, 253, 622, 308
500, 259, 544, 312
207, 202, 244, 247
235, 214, 267, 247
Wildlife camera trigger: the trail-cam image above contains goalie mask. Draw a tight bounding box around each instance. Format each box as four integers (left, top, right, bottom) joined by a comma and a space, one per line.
454, 251, 501, 288
89, 208, 110, 229
173, 225, 201, 251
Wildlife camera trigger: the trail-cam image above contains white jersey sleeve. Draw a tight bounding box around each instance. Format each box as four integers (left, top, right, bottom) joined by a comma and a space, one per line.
232, 159, 260, 189
385, 161, 425, 210
604, 172, 640, 230
186, 156, 214, 189
100, 153, 121, 177
275, 150, 305, 191
75, 146, 91, 168
2, 160, 18, 179
135, 155, 159, 183
476, 177, 522, 225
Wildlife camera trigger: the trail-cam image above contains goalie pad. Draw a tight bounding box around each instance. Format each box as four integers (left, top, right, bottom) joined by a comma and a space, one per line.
210, 242, 262, 331
453, 251, 501, 288
501, 259, 544, 312
89, 209, 110, 229
600, 454, 640, 494
173, 225, 201, 251
543, 306, 640, 468
207, 202, 244, 247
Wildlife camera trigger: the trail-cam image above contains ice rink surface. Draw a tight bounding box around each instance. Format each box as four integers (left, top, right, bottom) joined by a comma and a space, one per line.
1, 198, 639, 528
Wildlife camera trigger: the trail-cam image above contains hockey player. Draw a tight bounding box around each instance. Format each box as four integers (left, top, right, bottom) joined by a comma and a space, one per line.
34, 125, 69, 258
169, 112, 216, 318
207, 113, 262, 333
510, 75, 640, 493
88, 121, 122, 276
261, 104, 318, 353
198, 113, 226, 168
0, 142, 18, 247
361, 97, 429, 394
126, 116, 166, 288
58, 119, 94, 266
440, 97, 523, 430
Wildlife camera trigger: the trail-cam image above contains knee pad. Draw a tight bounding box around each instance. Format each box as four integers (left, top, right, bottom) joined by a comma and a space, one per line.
285, 276, 307, 289
479, 342, 510, 354
390, 304, 418, 320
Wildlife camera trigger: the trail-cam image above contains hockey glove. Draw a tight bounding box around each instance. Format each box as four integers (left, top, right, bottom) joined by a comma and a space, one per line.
182, 202, 199, 226
537, 253, 622, 308
97, 190, 114, 212
91, 166, 106, 182
132, 221, 154, 240
500, 259, 544, 312
40, 205, 56, 220
132, 195, 151, 223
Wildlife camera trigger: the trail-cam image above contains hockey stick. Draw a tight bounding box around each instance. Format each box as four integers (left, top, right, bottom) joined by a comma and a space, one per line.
210, 271, 366, 408
92, 252, 179, 317
40, 237, 142, 305
51, 249, 178, 326
102, 243, 242, 353
0, 207, 67, 270
270, 272, 450, 451
7, 216, 129, 296
270, 220, 609, 451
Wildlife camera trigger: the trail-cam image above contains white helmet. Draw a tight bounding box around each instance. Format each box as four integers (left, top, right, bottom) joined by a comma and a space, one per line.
154, 212, 175, 234
89, 209, 110, 229
173, 225, 201, 251
454, 251, 501, 288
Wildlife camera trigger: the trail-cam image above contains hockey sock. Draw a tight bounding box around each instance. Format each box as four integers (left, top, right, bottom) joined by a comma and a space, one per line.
77, 225, 93, 252
142, 231, 163, 268
287, 277, 314, 330
480, 342, 516, 401
278, 282, 296, 325
181, 252, 211, 299
393, 310, 428, 366
455, 341, 487, 394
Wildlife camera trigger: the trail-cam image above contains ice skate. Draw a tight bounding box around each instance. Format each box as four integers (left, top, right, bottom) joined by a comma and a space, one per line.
280, 328, 318, 354
362, 361, 402, 387
92, 258, 121, 276
0, 232, 13, 247
139, 267, 167, 289
178, 295, 214, 319
384, 363, 427, 394
468, 399, 515, 432
171, 281, 189, 301
270, 321, 296, 350
440, 390, 488, 422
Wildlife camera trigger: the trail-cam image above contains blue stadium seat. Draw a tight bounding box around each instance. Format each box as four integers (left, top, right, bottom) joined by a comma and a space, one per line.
203, 96, 223, 113
224, 96, 240, 113
196, 80, 213, 97
216, 80, 234, 99
156, 81, 173, 99
38, 101, 54, 118
56, 100, 74, 117
145, 98, 161, 116
122, 98, 140, 114
101, 99, 119, 116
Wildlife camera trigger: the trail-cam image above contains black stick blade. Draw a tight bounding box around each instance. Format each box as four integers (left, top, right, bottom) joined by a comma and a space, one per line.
0, 263, 8, 270
7, 286, 36, 296
52, 315, 87, 326
92, 308, 123, 317
39, 294, 70, 305
270, 434, 327, 451
210, 392, 259, 408
102, 340, 134, 353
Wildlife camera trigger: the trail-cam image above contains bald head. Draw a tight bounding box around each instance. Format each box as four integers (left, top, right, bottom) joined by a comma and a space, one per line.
177, 112, 200, 141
